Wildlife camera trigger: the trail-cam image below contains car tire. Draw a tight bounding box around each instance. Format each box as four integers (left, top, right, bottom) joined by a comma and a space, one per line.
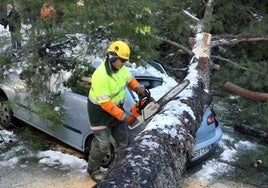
85, 135, 115, 168
0, 96, 13, 129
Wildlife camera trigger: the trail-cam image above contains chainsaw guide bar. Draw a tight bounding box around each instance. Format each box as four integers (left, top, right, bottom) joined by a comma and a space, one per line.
129, 79, 190, 129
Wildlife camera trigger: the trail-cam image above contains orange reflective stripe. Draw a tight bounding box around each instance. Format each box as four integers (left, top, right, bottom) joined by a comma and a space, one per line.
128, 78, 140, 91
100, 101, 124, 120
89, 95, 124, 106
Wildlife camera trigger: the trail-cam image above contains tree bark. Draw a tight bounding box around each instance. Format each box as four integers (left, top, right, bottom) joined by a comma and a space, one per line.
234, 122, 268, 143
216, 82, 268, 101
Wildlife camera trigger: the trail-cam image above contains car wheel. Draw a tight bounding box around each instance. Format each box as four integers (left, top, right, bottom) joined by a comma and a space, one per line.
85, 135, 115, 168
0, 96, 13, 129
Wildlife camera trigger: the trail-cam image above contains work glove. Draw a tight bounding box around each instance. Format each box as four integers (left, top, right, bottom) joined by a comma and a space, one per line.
124, 114, 136, 125
135, 85, 146, 97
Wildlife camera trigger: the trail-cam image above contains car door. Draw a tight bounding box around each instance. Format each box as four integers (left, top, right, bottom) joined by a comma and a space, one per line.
59, 90, 92, 151
7, 73, 37, 123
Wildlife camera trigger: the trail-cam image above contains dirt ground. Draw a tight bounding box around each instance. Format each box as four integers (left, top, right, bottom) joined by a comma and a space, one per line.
181, 179, 255, 188
0, 127, 258, 188
0, 141, 256, 188
0, 165, 255, 188
18, 175, 96, 188
26, 179, 254, 188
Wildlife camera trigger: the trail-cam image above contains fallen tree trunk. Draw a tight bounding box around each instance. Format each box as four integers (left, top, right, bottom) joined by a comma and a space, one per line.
95, 32, 214, 187
216, 82, 268, 101
234, 122, 268, 143
96, 126, 194, 187
95, 1, 218, 186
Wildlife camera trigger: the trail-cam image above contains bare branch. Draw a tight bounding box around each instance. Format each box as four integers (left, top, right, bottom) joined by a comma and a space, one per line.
216, 82, 268, 101
211, 36, 268, 47
211, 55, 266, 75
203, 0, 214, 19
154, 35, 194, 56
181, 10, 199, 22
234, 122, 268, 143
211, 55, 249, 71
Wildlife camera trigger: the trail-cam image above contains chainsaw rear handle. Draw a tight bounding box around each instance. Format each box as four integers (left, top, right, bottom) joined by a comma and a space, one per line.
138, 88, 150, 99
137, 89, 151, 109
129, 79, 190, 129
131, 88, 151, 118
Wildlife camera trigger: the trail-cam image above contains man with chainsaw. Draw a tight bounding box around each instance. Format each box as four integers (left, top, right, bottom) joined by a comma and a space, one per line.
87, 40, 146, 182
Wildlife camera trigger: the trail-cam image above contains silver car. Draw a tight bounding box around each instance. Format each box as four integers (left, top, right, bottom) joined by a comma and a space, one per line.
0, 61, 222, 167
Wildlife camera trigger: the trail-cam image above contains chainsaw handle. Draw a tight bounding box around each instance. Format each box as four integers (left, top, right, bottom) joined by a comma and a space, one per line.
137, 89, 151, 111
138, 88, 150, 100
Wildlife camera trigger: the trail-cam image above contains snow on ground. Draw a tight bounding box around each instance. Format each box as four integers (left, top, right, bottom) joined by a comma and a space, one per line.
183, 131, 257, 186
37, 150, 87, 171
0, 127, 257, 186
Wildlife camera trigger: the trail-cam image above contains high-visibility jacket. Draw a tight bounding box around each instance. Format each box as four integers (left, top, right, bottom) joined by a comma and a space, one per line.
89, 61, 139, 121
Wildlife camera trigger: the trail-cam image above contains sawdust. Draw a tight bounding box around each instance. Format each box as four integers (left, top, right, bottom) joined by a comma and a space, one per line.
19, 174, 97, 188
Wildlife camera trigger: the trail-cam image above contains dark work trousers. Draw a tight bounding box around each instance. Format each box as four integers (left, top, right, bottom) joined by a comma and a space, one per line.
87, 123, 128, 173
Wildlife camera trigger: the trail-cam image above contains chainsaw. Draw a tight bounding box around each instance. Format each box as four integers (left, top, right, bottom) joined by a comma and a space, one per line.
129, 79, 190, 129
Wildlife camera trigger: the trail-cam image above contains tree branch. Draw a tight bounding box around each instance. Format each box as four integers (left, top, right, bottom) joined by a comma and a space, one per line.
203, 0, 214, 19
216, 82, 268, 101
211, 55, 249, 71
211, 36, 268, 47
181, 10, 199, 22
211, 55, 266, 75
234, 122, 268, 143
154, 35, 194, 56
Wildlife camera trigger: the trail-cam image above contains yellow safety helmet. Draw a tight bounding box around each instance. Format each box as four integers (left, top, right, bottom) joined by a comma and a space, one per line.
107, 41, 130, 60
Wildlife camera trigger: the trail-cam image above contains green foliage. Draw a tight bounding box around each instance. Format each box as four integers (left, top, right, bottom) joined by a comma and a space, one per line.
263, 103, 268, 130
0, 53, 13, 78
81, 0, 160, 61
33, 99, 65, 131
229, 146, 268, 186
212, 57, 268, 129
65, 64, 95, 96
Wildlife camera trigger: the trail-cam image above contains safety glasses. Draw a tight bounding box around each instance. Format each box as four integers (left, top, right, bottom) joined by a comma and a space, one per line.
118, 58, 127, 63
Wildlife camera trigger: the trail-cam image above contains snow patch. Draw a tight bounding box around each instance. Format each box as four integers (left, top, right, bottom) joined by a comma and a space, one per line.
37, 150, 87, 171
193, 159, 233, 180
